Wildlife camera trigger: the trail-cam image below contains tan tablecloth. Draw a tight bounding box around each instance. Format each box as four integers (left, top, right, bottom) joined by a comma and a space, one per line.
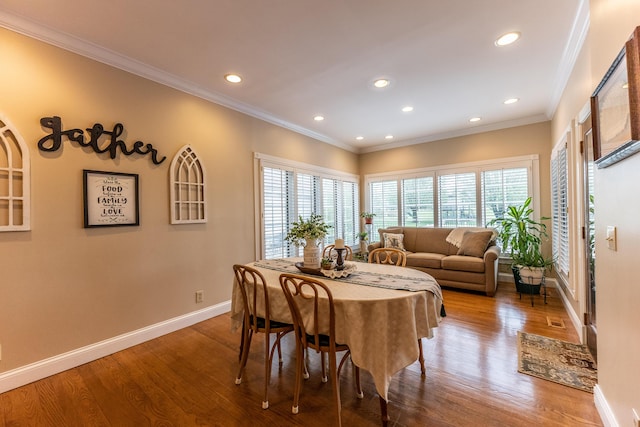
230, 257, 443, 400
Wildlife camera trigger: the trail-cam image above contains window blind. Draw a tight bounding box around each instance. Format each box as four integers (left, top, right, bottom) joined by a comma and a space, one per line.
258, 156, 359, 259
401, 177, 435, 227
364, 157, 536, 235
262, 166, 295, 259
438, 172, 477, 227
481, 167, 529, 225
369, 180, 399, 240
551, 146, 570, 276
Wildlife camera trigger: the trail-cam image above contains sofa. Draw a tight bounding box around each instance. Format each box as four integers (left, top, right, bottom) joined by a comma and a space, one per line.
367, 227, 500, 296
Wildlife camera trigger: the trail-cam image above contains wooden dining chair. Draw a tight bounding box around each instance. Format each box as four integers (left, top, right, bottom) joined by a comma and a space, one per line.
322, 244, 353, 261
233, 264, 295, 409
367, 249, 426, 378
279, 273, 363, 427
368, 247, 407, 266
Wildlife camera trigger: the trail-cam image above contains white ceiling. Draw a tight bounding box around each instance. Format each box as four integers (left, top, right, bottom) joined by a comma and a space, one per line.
0, 0, 588, 153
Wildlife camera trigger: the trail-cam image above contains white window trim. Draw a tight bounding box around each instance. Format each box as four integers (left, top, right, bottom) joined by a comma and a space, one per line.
364, 154, 541, 226
254, 152, 359, 260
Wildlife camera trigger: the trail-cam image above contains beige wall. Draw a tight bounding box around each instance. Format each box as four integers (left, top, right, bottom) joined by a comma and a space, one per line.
0, 27, 357, 372
360, 121, 553, 219
552, 2, 640, 425
587, 1, 640, 426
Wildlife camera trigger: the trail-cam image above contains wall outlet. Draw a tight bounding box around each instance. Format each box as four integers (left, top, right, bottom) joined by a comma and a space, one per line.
195, 290, 204, 303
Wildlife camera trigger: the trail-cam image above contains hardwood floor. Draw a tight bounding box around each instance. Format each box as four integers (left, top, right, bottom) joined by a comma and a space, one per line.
0, 283, 602, 426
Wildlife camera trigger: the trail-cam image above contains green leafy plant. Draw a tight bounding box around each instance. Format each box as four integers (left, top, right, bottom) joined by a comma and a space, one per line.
284, 213, 331, 246
487, 197, 554, 269
360, 212, 376, 219
357, 231, 368, 241
321, 257, 333, 269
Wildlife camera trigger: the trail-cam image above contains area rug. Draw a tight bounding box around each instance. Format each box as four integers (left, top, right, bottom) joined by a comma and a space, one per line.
517, 332, 597, 393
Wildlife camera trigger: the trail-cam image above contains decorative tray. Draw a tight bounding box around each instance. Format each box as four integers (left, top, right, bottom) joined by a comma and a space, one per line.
294, 262, 357, 279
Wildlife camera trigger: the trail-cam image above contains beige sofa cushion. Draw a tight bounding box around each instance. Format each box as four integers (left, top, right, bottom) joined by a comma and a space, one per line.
441, 255, 485, 273
410, 228, 457, 255
456, 230, 494, 258
406, 252, 446, 269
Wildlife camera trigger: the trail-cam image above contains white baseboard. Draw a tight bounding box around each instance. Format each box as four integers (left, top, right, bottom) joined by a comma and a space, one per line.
552, 281, 584, 343
0, 301, 231, 394
594, 385, 618, 427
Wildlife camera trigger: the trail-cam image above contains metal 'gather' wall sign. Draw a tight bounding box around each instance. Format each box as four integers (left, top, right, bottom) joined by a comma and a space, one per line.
38, 116, 166, 165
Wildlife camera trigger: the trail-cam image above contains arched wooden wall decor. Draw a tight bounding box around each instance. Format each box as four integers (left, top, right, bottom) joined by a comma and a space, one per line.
0, 114, 31, 231
169, 145, 207, 224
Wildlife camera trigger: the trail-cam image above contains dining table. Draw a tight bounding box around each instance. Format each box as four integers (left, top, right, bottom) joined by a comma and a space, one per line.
230, 257, 444, 402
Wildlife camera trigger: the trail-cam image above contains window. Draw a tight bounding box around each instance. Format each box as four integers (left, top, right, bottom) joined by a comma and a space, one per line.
482, 168, 529, 225
365, 156, 538, 243
262, 166, 295, 259
402, 177, 434, 227
257, 154, 359, 259
369, 180, 398, 229
438, 172, 477, 227
551, 143, 569, 277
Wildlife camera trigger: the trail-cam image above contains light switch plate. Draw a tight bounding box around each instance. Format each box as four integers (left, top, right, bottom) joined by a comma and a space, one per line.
606, 226, 617, 251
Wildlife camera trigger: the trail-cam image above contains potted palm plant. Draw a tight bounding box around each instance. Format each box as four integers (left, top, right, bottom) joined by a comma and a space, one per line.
487, 197, 554, 293
284, 213, 331, 268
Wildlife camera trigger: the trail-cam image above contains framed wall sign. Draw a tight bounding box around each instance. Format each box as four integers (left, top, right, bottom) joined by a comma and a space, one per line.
83, 170, 139, 228
591, 26, 640, 168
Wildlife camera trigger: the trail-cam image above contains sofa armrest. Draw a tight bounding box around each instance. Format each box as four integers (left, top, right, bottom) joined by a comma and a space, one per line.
367, 242, 382, 252
484, 245, 500, 263
483, 245, 501, 296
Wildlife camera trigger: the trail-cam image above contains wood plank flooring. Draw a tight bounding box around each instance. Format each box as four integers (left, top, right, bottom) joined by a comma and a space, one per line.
0, 283, 602, 426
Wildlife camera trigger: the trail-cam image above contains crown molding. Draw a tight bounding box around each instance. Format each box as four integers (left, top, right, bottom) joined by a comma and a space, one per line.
546, 0, 590, 118
357, 114, 549, 154
0, 9, 357, 153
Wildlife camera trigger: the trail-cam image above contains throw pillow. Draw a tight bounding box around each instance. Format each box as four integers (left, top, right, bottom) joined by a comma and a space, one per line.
383, 232, 405, 251
456, 231, 494, 258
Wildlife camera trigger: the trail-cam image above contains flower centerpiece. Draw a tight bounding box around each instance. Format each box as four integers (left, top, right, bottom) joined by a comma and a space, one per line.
285, 213, 331, 268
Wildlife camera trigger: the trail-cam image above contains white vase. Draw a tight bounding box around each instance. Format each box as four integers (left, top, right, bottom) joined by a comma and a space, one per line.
303, 238, 321, 268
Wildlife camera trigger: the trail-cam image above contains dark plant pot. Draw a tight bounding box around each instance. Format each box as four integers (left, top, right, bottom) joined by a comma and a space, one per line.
512, 266, 541, 295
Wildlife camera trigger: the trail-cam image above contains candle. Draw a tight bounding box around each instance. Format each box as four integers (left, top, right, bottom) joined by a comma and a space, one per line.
335, 238, 344, 249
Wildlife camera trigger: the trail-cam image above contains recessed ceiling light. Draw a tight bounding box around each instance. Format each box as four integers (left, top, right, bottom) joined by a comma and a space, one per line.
385, 135, 394, 139
495, 32, 521, 47
356, 136, 364, 141
224, 74, 242, 83
504, 98, 519, 104
402, 106, 414, 112
313, 115, 325, 121
373, 78, 390, 88
469, 117, 481, 123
